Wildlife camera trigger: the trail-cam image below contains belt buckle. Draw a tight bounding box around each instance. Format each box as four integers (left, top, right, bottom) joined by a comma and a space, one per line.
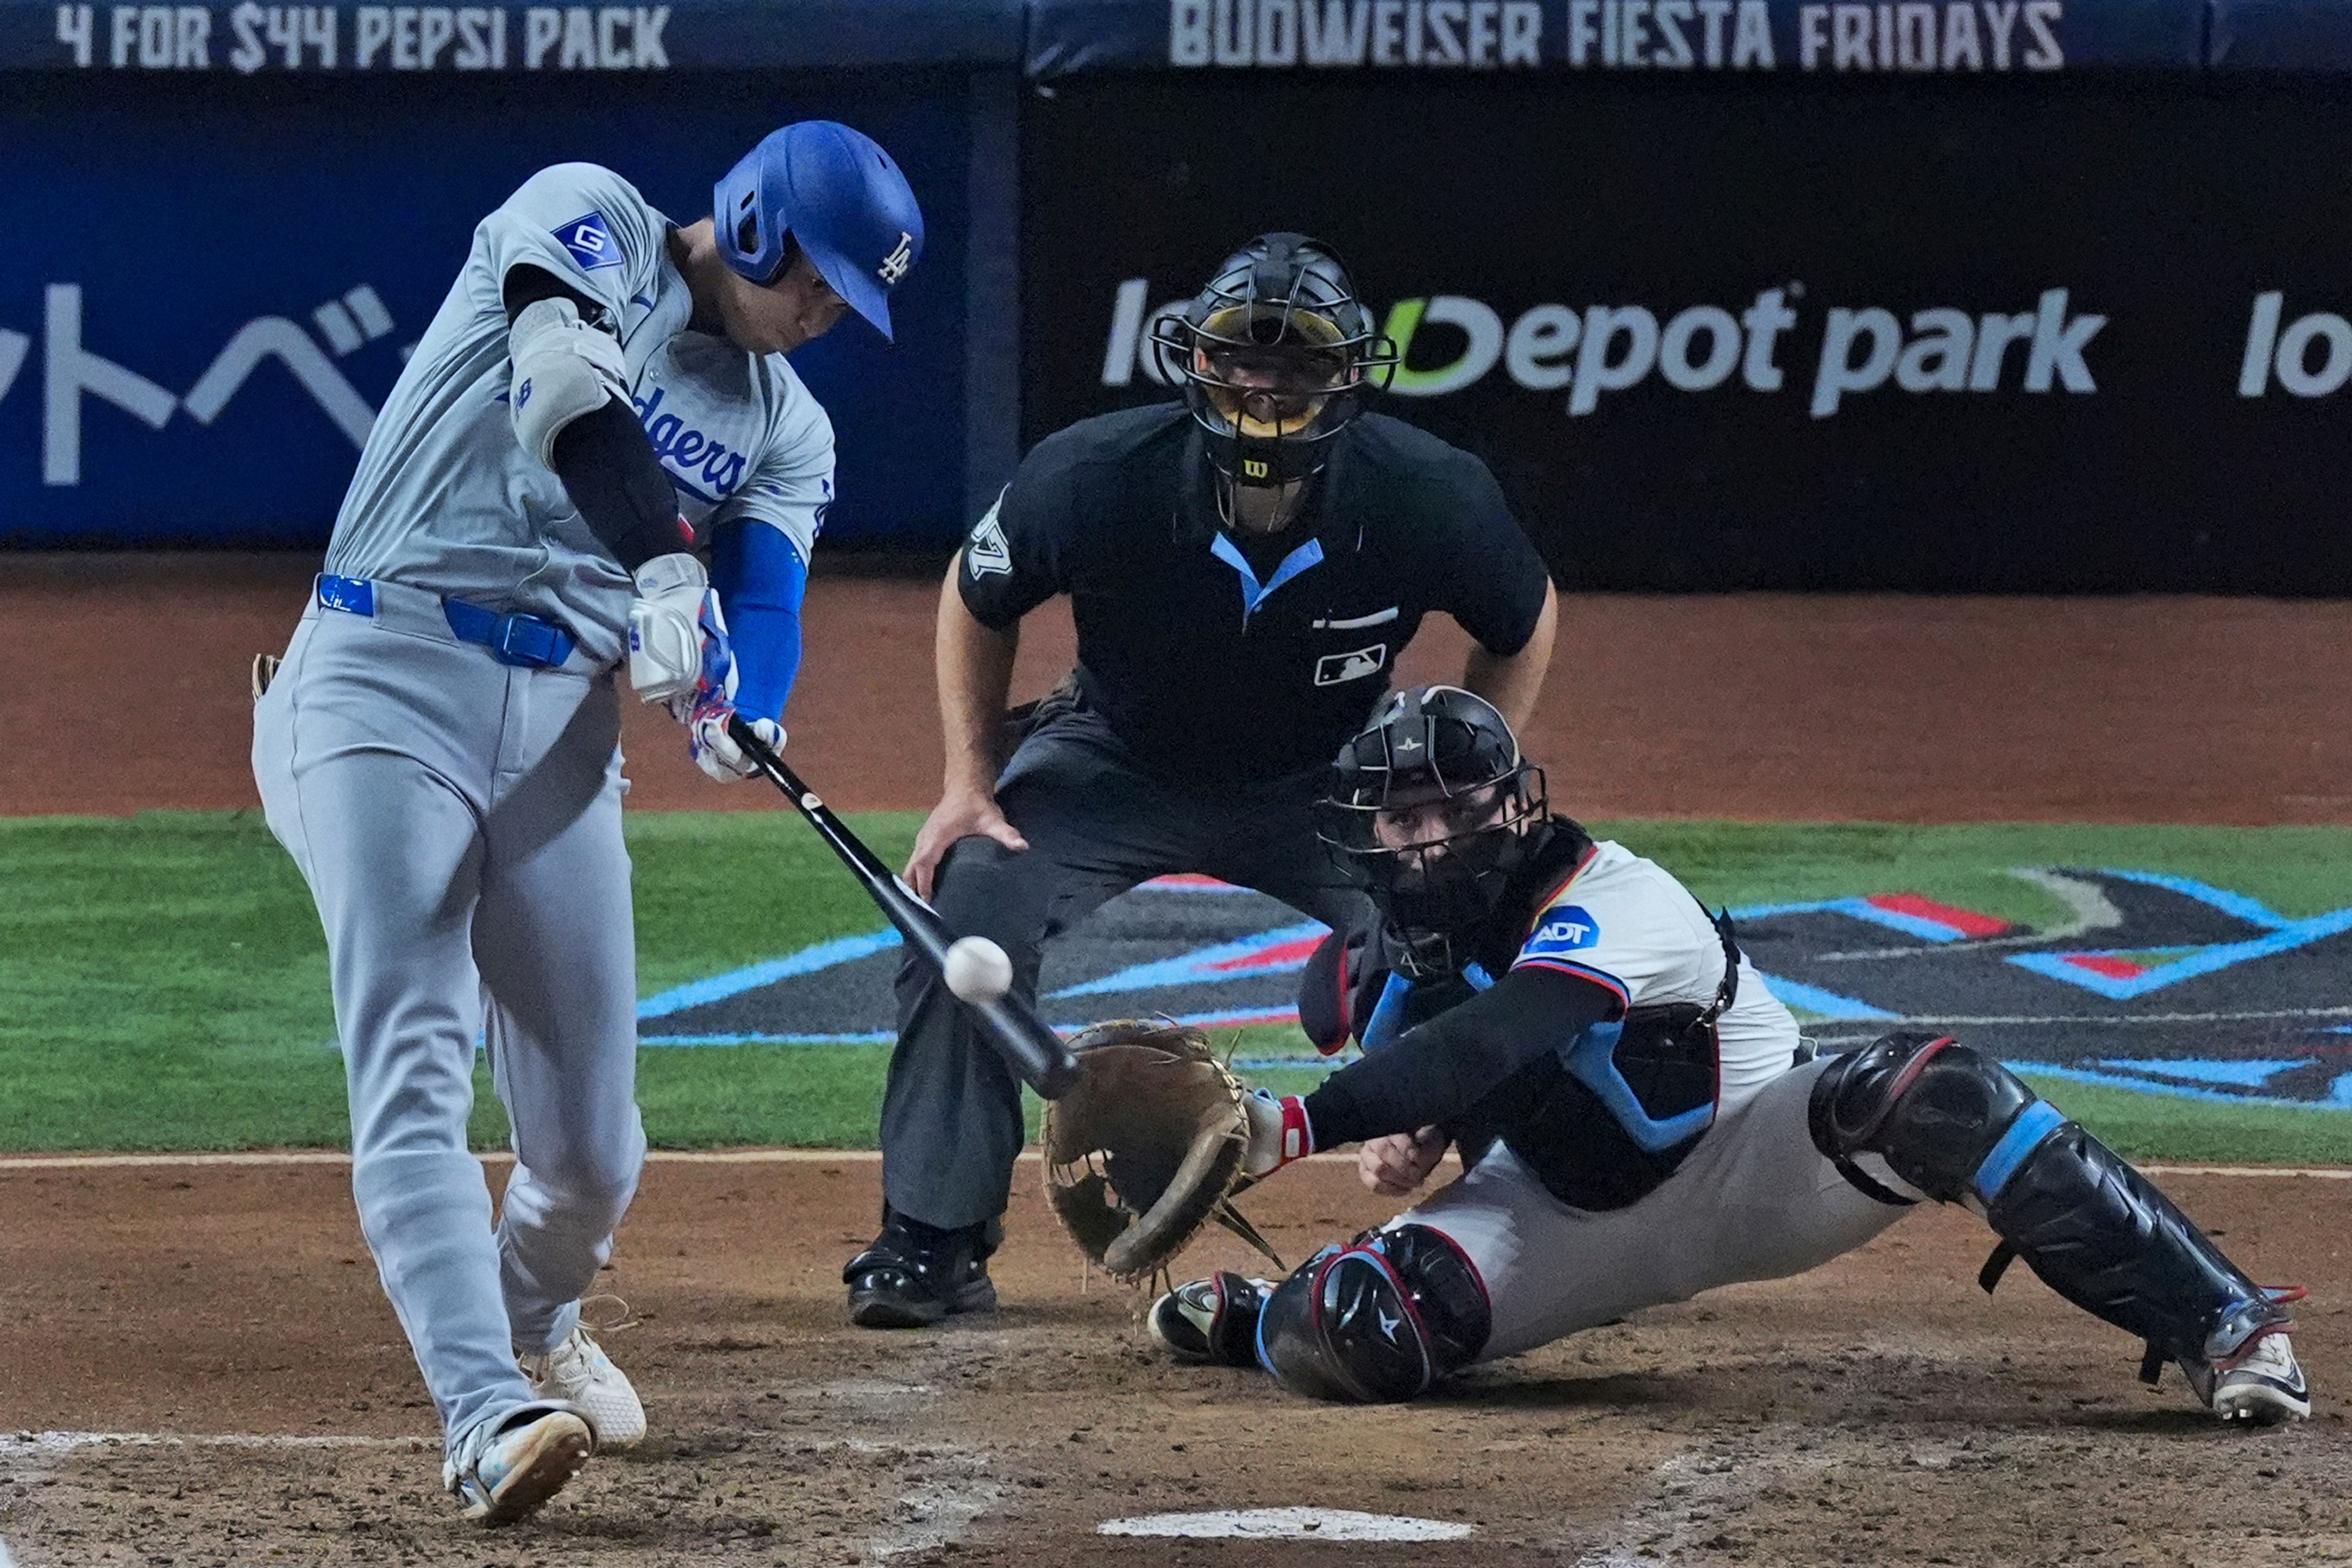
491, 614, 557, 668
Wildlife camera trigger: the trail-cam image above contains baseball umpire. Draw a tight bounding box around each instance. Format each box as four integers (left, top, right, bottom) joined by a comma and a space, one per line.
1148, 685, 2310, 1425
843, 233, 1560, 1327
252, 124, 921, 1521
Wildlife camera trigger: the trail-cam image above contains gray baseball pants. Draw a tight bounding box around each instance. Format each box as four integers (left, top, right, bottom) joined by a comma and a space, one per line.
252, 580, 646, 1450
1401, 1057, 1912, 1360
880, 706, 1376, 1232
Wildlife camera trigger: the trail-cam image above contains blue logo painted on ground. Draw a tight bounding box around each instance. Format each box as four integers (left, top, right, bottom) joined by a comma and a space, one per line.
554, 211, 622, 271
638, 867, 2352, 1109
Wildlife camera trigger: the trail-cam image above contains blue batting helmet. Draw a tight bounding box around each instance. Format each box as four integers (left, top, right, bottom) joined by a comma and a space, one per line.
714, 121, 924, 341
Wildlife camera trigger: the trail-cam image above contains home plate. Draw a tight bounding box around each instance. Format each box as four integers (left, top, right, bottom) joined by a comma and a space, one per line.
1098, 1507, 1475, 1540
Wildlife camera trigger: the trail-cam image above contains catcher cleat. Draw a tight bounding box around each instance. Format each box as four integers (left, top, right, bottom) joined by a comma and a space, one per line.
520, 1326, 645, 1450
2183, 1329, 2310, 1425
844, 1211, 999, 1329
442, 1402, 593, 1524
1149, 1272, 1272, 1367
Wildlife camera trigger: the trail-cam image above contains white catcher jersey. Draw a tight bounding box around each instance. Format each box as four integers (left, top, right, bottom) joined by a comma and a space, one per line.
1510, 840, 1801, 1118
326, 162, 835, 665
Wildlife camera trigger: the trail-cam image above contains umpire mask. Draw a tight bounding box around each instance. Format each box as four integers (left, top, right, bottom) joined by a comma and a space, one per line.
1319, 685, 1549, 980
1152, 233, 1397, 488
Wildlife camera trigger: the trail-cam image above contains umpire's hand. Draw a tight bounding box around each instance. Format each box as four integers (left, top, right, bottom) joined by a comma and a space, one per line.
905, 785, 1029, 900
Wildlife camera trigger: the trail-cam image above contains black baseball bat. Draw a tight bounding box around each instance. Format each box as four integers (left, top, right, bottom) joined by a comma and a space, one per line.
726, 716, 1079, 1098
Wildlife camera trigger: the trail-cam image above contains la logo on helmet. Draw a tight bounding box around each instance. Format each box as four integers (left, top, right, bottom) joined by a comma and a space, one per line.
877, 232, 915, 286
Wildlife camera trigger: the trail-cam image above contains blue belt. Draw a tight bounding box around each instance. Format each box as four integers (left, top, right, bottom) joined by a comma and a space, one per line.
317, 574, 578, 669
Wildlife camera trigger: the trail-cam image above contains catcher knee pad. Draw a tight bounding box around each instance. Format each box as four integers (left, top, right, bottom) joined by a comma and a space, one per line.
1808, 1032, 2032, 1204
1811, 1033, 2289, 1375
1256, 1224, 1493, 1403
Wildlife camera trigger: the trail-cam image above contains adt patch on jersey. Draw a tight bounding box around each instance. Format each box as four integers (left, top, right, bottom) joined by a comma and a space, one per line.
1523, 905, 1601, 957
554, 211, 623, 271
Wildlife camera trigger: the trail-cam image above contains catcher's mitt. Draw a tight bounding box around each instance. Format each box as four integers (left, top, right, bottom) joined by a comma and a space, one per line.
1041, 1019, 1283, 1281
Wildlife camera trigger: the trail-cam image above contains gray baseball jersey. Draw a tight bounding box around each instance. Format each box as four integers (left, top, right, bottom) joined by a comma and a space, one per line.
326, 160, 835, 662
256, 160, 838, 1455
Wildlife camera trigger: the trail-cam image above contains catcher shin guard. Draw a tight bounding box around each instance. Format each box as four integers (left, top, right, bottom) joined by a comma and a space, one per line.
1256, 1224, 1492, 1403
1810, 1033, 2294, 1386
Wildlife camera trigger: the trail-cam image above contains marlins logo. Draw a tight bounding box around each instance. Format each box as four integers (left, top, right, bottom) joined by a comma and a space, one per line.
876, 230, 915, 286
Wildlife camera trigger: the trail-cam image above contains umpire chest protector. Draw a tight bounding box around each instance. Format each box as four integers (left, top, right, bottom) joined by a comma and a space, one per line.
956, 404, 1550, 788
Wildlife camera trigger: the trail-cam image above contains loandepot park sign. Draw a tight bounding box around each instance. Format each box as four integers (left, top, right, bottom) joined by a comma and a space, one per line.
641, 870, 2352, 1107
1103, 282, 2352, 418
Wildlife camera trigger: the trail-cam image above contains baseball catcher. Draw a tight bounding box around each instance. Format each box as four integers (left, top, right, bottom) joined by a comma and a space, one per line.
1106, 685, 2309, 1423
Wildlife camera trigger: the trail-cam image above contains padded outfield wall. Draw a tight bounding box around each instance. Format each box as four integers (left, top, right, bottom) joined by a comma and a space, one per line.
0, 1, 1025, 549
1022, 0, 2352, 592
8, 0, 2352, 585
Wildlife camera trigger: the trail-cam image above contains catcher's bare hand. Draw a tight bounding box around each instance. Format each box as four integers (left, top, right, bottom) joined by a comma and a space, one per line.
1360, 1126, 1447, 1197
905, 785, 1028, 899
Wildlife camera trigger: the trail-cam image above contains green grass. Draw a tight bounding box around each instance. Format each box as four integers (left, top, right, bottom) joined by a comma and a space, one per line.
2, 811, 2348, 1161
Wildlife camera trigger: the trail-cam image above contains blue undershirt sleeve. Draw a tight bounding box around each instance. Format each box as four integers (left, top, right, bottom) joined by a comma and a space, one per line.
709, 519, 807, 725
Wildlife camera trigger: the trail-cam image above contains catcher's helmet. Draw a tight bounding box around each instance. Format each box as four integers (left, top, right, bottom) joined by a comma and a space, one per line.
714, 121, 924, 340
1320, 685, 1548, 979
1151, 233, 1397, 488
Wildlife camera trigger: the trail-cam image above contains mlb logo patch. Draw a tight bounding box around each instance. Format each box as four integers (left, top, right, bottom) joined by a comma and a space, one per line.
1523, 905, 1600, 957
554, 211, 622, 271
1313, 643, 1387, 686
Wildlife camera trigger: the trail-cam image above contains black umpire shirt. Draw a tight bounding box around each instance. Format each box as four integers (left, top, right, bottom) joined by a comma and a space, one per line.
957, 403, 1551, 788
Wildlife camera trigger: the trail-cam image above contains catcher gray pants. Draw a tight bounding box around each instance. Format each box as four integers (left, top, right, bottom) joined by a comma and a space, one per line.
881, 707, 1374, 1232
252, 583, 647, 1450
1400, 1057, 1910, 1360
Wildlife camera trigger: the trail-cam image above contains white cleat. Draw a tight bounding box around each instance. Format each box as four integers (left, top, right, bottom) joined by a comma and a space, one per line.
2188, 1330, 2311, 1425
521, 1325, 647, 1450
442, 1403, 593, 1523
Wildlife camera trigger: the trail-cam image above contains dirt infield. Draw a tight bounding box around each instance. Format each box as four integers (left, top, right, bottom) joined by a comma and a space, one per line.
6, 552, 2352, 822
1, 1158, 2345, 1567
7, 557, 2351, 1566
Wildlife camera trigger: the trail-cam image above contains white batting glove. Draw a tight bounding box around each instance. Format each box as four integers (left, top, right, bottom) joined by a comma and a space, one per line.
627, 551, 726, 706
1243, 1088, 1314, 1178
688, 712, 783, 784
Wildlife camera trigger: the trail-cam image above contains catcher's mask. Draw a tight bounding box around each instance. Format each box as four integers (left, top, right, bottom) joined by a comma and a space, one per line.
1150, 233, 1397, 489
1319, 685, 1548, 979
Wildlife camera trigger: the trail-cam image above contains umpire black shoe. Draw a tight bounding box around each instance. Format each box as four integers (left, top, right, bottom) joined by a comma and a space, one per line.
843, 1211, 1000, 1329
1148, 1272, 1272, 1368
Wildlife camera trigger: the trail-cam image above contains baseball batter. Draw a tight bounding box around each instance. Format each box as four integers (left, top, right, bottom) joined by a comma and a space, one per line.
1154, 687, 2312, 1426
251, 122, 922, 1521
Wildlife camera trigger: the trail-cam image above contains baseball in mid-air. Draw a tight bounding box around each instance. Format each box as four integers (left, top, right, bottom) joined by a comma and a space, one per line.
943, 935, 1014, 1003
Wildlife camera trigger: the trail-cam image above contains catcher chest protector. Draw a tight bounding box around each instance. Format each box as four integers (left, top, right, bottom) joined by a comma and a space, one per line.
1257, 1224, 1493, 1403
1809, 1032, 2293, 1379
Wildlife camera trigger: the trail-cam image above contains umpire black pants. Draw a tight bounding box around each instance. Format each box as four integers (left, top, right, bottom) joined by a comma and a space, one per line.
879, 707, 1373, 1232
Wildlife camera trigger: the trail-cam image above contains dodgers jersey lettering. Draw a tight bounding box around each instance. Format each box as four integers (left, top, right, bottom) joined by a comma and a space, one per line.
1512, 840, 1800, 1117
326, 161, 834, 664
